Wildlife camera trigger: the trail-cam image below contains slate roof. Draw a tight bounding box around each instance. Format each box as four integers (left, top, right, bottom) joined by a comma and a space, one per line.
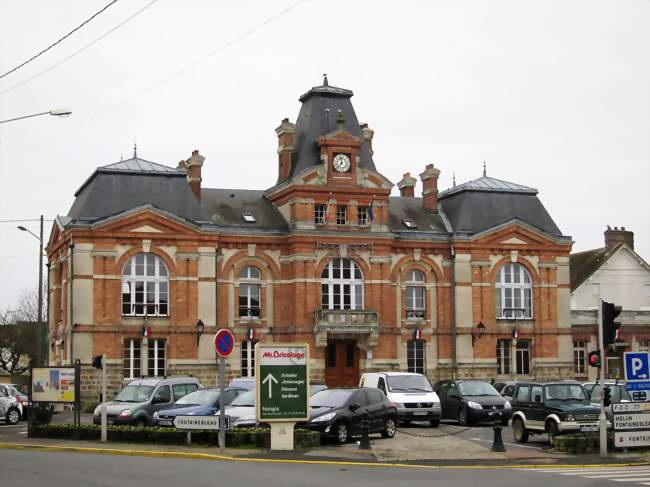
388, 197, 448, 235
201, 189, 288, 233
439, 175, 537, 198
100, 157, 183, 174
289, 79, 376, 181
569, 245, 617, 292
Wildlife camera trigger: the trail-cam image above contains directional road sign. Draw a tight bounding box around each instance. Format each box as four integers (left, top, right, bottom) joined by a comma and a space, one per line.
214, 329, 235, 358
624, 351, 650, 382
626, 381, 650, 392
173, 415, 230, 431
256, 343, 309, 422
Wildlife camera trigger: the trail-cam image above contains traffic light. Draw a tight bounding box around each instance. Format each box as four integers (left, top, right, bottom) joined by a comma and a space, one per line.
92, 355, 103, 369
602, 301, 622, 348
603, 386, 612, 407
588, 350, 601, 368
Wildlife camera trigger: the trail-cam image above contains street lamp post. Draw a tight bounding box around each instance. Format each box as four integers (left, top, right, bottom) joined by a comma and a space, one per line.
17, 215, 44, 326
0, 108, 72, 124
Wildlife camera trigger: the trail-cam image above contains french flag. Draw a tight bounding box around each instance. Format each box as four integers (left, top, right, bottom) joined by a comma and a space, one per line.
142, 326, 152, 338
368, 195, 375, 223
413, 328, 423, 340
512, 328, 519, 339
247, 328, 256, 341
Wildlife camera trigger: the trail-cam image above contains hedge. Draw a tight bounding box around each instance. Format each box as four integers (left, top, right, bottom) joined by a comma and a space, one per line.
553, 432, 613, 454
28, 424, 320, 449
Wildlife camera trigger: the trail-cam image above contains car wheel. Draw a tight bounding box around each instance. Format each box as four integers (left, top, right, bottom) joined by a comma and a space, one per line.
430, 418, 440, 428
512, 418, 529, 443
6, 407, 20, 425
458, 408, 471, 427
546, 421, 559, 446
334, 421, 349, 444
381, 417, 397, 438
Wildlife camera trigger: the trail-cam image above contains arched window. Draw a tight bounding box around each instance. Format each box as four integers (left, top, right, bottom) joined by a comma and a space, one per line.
495, 263, 532, 319
405, 269, 426, 319
239, 266, 261, 318
321, 258, 364, 310
121, 253, 168, 316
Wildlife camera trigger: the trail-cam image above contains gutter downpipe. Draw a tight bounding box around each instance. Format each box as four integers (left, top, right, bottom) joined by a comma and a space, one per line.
69, 241, 75, 365
450, 243, 457, 379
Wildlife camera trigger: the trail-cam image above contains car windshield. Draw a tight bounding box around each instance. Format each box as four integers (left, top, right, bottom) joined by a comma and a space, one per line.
229, 390, 255, 407
176, 390, 220, 406
310, 389, 354, 408
7, 385, 23, 396
114, 385, 155, 403
458, 381, 499, 396
545, 384, 588, 401
589, 384, 631, 403
310, 384, 327, 396
387, 375, 433, 392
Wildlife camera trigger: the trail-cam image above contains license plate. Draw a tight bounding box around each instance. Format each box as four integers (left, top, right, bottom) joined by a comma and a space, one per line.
580, 425, 598, 432
413, 412, 427, 416
158, 420, 172, 426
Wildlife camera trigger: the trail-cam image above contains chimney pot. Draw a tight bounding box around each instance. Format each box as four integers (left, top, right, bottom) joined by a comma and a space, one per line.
419, 164, 441, 212
275, 118, 295, 182
397, 172, 417, 197
360, 123, 374, 155
185, 150, 205, 202
604, 226, 634, 251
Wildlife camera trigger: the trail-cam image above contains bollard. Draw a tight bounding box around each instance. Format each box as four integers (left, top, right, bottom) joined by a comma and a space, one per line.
359, 415, 371, 450
491, 426, 506, 452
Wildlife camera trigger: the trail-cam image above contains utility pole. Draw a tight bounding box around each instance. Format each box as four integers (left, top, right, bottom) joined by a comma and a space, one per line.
101, 354, 107, 442
38, 215, 43, 327
598, 298, 607, 458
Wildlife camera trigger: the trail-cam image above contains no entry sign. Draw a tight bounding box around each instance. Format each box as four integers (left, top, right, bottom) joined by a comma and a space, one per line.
214, 329, 235, 358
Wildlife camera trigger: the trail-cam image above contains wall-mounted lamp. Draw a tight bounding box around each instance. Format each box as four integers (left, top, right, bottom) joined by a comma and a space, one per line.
196, 319, 205, 345
471, 322, 486, 347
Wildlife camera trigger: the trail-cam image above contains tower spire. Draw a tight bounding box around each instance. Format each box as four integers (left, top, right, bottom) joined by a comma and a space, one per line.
452, 172, 456, 187
133, 141, 138, 158
323, 73, 328, 86
483, 160, 486, 177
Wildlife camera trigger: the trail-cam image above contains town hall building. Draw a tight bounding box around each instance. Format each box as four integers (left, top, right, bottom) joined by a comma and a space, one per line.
47, 78, 575, 399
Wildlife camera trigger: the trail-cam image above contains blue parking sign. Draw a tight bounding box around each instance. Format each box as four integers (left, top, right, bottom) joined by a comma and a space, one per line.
624, 352, 650, 381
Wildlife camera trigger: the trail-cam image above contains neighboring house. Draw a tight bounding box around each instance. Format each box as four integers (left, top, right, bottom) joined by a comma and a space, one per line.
570, 227, 650, 381
46, 77, 575, 400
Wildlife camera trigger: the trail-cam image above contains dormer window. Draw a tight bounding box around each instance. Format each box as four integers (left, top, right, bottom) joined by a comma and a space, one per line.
242, 212, 256, 223
402, 219, 417, 229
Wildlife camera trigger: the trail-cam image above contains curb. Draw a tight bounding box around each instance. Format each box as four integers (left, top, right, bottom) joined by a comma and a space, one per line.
0, 442, 648, 469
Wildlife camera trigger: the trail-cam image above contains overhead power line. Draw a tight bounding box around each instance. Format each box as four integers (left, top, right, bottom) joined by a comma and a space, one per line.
0, 0, 307, 160
0, 219, 55, 223
0, 0, 159, 96
0, 0, 119, 80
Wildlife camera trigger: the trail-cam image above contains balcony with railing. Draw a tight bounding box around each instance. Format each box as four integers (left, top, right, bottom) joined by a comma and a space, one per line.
314, 309, 379, 346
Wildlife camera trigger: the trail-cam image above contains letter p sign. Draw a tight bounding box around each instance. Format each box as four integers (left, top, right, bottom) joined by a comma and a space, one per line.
624, 352, 650, 381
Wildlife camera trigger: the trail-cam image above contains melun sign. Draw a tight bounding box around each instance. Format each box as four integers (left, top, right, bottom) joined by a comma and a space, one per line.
256, 344, 309, 422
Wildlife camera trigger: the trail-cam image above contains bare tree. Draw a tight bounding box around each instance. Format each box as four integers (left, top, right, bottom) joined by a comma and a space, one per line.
0, 290, 46, 374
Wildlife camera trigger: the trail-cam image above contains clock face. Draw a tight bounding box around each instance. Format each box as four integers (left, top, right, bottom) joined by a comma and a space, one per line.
333, 153, 351, 173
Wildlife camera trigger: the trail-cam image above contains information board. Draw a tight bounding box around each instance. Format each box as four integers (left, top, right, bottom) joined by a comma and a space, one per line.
31, 367, 76, 403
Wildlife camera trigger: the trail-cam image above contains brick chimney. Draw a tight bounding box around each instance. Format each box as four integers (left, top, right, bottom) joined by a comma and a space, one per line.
360, 123, 374, 155
397, 172, 417, 197
275, 118, 295, 182
185, 150, 205, 201
605, 226, 634, 250
419, 164, 441, 212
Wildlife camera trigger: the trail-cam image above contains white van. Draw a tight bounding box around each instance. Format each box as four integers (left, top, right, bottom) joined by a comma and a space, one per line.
359, 372, 441, 427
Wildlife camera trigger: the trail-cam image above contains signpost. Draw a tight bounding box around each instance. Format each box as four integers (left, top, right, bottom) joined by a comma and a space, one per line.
612, 378, 650, 450
256, 343, 309, 450
214, 328, 234, 451
173, 415, 230, 447
624, 351, 650, 393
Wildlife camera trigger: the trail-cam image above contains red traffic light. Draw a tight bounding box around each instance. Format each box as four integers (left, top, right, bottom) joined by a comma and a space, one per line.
588, 350, 601, 368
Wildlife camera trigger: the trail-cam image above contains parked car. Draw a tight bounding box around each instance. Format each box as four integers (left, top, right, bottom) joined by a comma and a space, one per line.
153, 387, 247, 426
493, 381, 518, 401
5, 384, 29, 418
228, 377, 255, 390
224, 389, 258, 427
0, 386, 22, 425
360, 372, 441, 427
510, 381, 604, 445
435, 379, 512, 426
93, 377, 201, 426
310, 384, 328, 396
302, 387, 398, 444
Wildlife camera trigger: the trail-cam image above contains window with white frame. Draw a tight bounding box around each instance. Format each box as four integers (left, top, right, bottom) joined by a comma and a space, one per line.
497, 339, 511, 375
314, 204, 326, 225
123, 339, 141, 379
147, 339, 166, 377
336, 205, 347, 225
574, 340, 587, 374
495, 263, 532, 319
321, 258, 364, 310
239, 266, 261, 318
357, 206, 369, 226
407, 339, 426, 374
640, 339, 649, 352
121, 253, 169, 316
241, 340, 258, 377
405, 270, 426, 319
516, 340, 530, 375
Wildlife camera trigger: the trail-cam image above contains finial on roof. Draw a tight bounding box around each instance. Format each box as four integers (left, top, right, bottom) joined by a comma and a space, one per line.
483, 161, 486, 177
336, 109, 346, 128
133, 142, 138, 158
323, 73, 328, 86
120, 155, 123, 162
452, 172, 456, 187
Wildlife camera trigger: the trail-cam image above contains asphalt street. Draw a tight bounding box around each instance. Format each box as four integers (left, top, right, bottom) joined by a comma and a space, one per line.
0, 449, 641, 487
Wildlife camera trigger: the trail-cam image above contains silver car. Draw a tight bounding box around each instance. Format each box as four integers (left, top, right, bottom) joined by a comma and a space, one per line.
0, 385, 22, 425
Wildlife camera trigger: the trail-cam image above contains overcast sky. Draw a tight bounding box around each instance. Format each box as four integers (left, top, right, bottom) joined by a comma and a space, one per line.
0, 0, 648, 312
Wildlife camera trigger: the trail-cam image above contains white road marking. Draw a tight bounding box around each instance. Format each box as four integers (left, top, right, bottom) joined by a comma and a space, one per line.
522, 466, 650, 485
467, 437, 542, 450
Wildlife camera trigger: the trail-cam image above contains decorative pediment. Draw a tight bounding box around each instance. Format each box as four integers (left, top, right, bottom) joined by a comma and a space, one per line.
473, 221, 560, 247
500, 236, 528, 245
129, 224, 163, 233
91, 207, 201, 236
317, 129, 362, 147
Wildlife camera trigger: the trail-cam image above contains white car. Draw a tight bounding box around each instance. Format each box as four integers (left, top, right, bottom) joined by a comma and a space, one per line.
224, 389, 257, 427
0, 385, 22, 425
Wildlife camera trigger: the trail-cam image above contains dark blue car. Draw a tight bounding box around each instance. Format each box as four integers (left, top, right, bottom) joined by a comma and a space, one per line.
153, 388, 246, 426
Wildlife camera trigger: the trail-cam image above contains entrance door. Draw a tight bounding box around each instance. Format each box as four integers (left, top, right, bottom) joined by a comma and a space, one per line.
325, 340, 359, 387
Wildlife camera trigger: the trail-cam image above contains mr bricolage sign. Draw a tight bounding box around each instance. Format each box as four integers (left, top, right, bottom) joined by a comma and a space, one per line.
255, 344, 309, 422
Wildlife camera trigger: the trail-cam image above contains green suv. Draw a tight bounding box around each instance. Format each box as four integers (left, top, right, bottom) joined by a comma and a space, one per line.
510, 381, 603, 445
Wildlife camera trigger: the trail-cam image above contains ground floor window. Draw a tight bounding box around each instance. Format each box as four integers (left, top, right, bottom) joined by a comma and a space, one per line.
640, 339, 649, 352
407, 339, 426, 374
148, 339, 166, 377
123, 339, 141, 379
606, 356, 622, 379
573, 341, 587, 374
497, 339, 511, 375
516, 340, 530, 375
241, 340, 258, 377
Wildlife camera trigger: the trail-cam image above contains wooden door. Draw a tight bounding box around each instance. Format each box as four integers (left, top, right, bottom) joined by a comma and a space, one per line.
324, 340, 359, 388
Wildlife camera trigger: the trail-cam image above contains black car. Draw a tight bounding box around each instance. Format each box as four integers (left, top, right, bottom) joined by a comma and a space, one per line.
510, 382, 603, 445
435, 380, 512, 426
302, 388, 397, 444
